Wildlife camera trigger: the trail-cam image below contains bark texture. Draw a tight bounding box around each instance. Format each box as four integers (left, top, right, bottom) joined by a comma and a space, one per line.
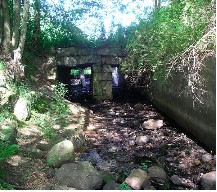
12, 0, 21, 49
2, 0, 11, 54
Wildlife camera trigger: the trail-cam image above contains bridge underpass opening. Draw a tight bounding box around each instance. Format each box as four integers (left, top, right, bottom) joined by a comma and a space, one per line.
56, 65, 125, 101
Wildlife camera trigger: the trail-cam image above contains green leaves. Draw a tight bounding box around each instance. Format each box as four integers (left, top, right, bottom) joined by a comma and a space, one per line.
0, 141, 20, 162
122, 0, 213, 83
119, 182, 132, 190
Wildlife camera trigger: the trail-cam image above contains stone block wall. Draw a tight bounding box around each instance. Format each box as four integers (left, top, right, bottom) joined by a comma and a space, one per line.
56, 47, 126, 100
92, 65, 113, 100
147, 57, 216, 152
56, 47, 127, 67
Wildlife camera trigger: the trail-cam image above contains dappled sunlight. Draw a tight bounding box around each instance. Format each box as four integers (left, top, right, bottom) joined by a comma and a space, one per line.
79, 99, 215, 189
6, 155, 26, 167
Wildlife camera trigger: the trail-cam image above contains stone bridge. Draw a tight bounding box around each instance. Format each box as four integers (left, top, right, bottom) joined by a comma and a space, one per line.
56, 47, 127, 100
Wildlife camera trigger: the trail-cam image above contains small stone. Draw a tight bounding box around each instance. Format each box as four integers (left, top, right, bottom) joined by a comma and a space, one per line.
179, 151, 186, 157
142, 119, 163, 130
201, 171, 216, 190
134, 103, 144, 110
170, 175, 182, 185
128, 140, 135, 146
135, 136, 150, 145
166, 157, 173, 162
194, 159, 201, 166
147, 166, 167, 184
201, 154, 213, 163
125, 169, 149, 190
108, 146, 119, 152
109, 111, 116, 116
178, 163, 187, 170
39, 184, 53, 190
53, 185, 77, 190
97, 160, 117, 171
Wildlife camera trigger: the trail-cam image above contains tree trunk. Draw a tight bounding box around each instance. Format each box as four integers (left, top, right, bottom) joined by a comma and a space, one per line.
13, 0, 29, 80
18, 0, 29, 54
12, 0, 21, 49
154, 0, 158, 9
154, 0, 161, 9
0, 0, 3, 46
33, 0, 40, 48
2, 0, 12, 54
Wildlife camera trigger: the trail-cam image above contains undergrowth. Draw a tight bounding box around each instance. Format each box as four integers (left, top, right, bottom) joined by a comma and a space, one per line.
121, 0, 215, 86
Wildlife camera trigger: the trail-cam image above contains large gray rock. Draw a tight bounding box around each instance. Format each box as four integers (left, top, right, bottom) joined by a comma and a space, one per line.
46, 140, 75, 168
201, 171, 216, 190
0, 120, 17, 142
147, 166, 167, 185
14, 97, 30, 121
124, 169, 149, 190
142, 119, 163, 129
55, 161, 103, 190
103, 181, 120, 190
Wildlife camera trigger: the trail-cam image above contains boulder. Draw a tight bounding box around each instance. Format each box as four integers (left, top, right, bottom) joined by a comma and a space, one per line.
46, 140, 75, 168
142, 119, 163, 130
135, 135, 150, 145
103, 181, 120, 190
0, 121, 17, 142
55, 161, 103, 190
14, 97, 30, 121
147, 166, 167, 185
201, 171, 216, 190
124, 168, 149, 190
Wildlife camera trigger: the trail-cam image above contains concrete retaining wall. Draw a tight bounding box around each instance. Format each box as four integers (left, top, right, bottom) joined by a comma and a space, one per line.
148, 57, 216, 152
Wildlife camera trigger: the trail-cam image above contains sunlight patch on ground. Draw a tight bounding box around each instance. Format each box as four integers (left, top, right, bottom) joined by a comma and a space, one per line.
7, 155, 27, 166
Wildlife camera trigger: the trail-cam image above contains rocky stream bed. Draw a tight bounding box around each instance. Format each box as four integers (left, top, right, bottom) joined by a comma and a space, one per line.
1, 99, 216, 190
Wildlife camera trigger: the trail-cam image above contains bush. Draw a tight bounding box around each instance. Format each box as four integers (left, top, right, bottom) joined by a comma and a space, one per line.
121, 0, 214, 84
0, 141, 20, 162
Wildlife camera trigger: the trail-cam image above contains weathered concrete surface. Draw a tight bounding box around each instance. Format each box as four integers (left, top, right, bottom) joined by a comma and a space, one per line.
147, 57, 216, 152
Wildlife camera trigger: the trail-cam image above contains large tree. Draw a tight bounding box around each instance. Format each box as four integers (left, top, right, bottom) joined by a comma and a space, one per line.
0, 0, 3, 46
1, 0, 30, 80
